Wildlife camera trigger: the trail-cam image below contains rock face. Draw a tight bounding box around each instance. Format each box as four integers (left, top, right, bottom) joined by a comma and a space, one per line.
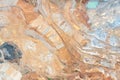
0, 0, 120, 80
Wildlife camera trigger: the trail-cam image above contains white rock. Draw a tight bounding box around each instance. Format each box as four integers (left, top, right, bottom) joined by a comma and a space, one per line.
0, 0, 18, 7
0, 63, 22, 80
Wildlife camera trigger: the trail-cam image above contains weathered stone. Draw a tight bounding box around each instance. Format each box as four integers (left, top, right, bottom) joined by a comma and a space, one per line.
0, 63, 22, 80
1, 0, 120, 80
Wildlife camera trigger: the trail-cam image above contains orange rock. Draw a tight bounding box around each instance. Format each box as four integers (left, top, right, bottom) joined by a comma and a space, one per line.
22, 72, 46, 80
17, 0, 39, 23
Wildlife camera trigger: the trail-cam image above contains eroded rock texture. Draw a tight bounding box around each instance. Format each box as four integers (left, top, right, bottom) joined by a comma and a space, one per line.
0, 0, 119, 80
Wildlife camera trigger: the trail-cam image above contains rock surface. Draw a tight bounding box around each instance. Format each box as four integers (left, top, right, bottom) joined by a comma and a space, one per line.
0, 0, 119, 80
